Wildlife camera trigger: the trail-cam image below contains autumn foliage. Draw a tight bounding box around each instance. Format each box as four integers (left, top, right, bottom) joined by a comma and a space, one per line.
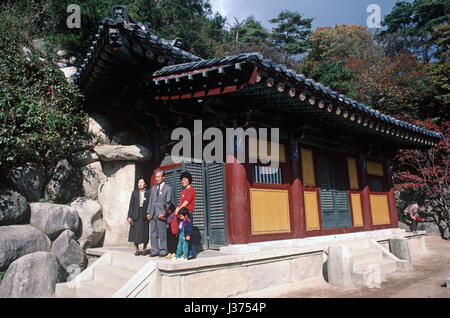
394, 120, 449, 236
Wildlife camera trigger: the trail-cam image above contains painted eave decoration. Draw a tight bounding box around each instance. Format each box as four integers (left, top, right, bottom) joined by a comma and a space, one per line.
152, 52, 443, 148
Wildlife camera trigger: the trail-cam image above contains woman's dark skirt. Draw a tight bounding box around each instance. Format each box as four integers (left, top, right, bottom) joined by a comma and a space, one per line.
128, 207, 149, 244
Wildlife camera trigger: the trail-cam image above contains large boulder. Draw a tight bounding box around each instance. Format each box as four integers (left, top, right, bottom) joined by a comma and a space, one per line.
50, 230, 87, 274
44, 159, 82, 203
81, 161, 106, 200
94, 144, 152, 162
0, 225, 51, 271
0, 252, 66, 298
30, 202, 80, 241
88, 113, 113, 144
0, 189, 29, 226
6, 163, 46, 202
71, 197, 105, 249
70, 134, 97, 152
98, 161, 136, 246
71, 149, 99, 167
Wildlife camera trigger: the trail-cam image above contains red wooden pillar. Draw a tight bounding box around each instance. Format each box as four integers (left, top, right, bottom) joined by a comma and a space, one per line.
289, 154, 306, 238
225, 156, 250, 244
385, 160, 399, 228
358, 155, 373, 230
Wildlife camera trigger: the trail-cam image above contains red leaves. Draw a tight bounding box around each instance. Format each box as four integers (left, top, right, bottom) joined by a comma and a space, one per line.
394, 119, 449, 197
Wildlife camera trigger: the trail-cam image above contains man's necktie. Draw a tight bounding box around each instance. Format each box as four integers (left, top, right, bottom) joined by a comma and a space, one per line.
156, 185, 160, 198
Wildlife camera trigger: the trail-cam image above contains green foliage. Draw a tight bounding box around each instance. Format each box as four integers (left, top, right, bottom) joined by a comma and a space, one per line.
239, 16, 270, 44
378, 0, 450, 61
35, 0, 130, 60
27, 0, 227, 60
425, 23, 450, 121
269, 10, 313, 61
310, 61, 358, 99
133, 0, 227, 58
0, 5, 87, 172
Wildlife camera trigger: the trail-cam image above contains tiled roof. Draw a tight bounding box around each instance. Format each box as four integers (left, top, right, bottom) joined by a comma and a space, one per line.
153, 52, 444, 143
74, 5, 202, 94
74, 6, 443, 146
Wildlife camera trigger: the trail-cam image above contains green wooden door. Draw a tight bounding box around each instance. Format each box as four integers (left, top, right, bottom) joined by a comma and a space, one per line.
205, 162, 227, 249
164, 161, 227, 250
317, 153, 352, 229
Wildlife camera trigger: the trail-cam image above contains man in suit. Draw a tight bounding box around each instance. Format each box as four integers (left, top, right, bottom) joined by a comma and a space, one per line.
127, 177, 151, 256
146, 169, 172, 257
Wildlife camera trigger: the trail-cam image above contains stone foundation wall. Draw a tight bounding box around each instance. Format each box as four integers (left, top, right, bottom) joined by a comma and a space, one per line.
157, 252, 324, 298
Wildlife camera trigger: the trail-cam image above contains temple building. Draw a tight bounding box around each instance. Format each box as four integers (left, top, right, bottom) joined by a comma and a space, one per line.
75, 6, 444, 251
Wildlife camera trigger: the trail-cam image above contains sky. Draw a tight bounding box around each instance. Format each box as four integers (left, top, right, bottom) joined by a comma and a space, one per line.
210, 0, 411, 31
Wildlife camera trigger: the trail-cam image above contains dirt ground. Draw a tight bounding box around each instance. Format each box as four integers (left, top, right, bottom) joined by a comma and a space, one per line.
247, 236, 450, 298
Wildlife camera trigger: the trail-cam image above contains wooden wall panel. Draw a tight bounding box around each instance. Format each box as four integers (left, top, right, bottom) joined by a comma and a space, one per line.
250, 189, 290, 235
347, 157, 359, 189
366, 160, 384, 176
304, 191, 320, 231
248, 138, 286, 162
301, 149, 316, 186
350, 193, 364, 227
369, 194, 391, 225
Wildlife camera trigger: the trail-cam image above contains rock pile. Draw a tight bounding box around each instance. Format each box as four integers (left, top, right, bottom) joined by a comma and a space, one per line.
0, 112, 152, 297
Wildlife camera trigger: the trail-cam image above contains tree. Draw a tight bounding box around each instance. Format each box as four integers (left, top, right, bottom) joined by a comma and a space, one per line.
134, 0, 226, 58
239, 16, 270, 44
269, 10, 313, 63
349, 52, 432, 119
301, 25, 380, 99
393, 120, 449, 238
217, 40, 302, 72
25, 0, 226, 60
378, 0, 450, 62
0, 3, 87, 172
227, 17, 246, 44
425, 23, 450, 121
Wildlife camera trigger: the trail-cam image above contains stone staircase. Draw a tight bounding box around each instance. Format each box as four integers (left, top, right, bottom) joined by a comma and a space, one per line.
55, 252, 151, 298
329, 238, 409, 287
75, 265, 136, 297
352, 246, 398, 287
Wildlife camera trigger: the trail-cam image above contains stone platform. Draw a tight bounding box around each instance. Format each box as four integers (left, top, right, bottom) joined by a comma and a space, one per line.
55, 228, 426, 298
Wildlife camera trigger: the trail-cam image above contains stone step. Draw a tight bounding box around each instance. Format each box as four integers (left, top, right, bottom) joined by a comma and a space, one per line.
111, 252, 150, 272
352, 248, 384, 265
75, 281, 116, 298
330, 239, 371, 250
94, 265, 136, 290
353, 258, 398, 287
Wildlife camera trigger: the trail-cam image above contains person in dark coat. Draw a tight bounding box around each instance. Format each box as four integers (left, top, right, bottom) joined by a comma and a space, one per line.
146, 169, 172, 257
127, 177, 150, 256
